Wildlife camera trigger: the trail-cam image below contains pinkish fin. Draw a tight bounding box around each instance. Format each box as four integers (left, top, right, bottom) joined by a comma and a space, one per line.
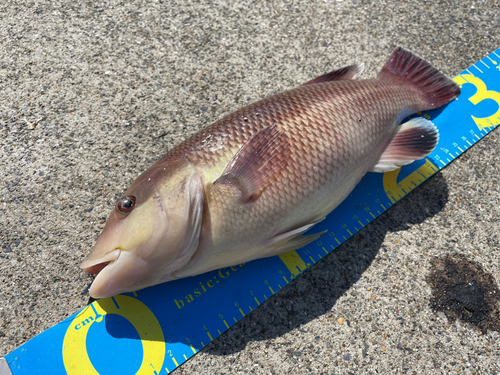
266, 231, 327, 256
215, 124, 290, 202
264, 218, 327, 256
378, 47, 460, 109
370, 118, 439, 173
265, 217, 325, 247
302, 64, 364, 86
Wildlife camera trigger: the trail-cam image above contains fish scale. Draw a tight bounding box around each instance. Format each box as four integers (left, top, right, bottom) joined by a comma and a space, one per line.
78, 49, 459, 297
169, 80, 407, 171
172, 52, 458, 280
3, 48, 499, 375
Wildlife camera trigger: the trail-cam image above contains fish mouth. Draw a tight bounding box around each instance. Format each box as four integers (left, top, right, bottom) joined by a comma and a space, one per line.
80, 249, 121, 276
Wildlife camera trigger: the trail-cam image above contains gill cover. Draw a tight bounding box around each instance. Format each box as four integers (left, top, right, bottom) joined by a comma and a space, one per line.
81, 159, 204, 298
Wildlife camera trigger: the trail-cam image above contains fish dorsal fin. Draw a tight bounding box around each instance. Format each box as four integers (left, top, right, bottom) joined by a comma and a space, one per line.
370, 117, 439, 173
302, 64, 364, 86
215, 124, 290, 202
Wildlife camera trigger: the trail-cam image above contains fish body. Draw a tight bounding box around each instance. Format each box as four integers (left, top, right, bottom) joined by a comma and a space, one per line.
81, 47, 460, 298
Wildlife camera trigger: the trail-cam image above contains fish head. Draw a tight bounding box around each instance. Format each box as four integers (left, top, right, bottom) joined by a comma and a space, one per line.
80, 158, 203, 298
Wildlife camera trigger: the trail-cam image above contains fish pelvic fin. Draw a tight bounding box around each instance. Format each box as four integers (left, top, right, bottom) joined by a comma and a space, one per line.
266, 231, 327, 257
262, 217, 326, 256
370, 118, 439, 173
378, 47, 460, 109
302, 64, 364, 86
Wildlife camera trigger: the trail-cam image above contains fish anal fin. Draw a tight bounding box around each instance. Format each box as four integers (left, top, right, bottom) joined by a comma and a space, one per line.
370, 117, 439, 173
302, 64, 364, 86
370, 163, 400, 173
215, 124, 290, 202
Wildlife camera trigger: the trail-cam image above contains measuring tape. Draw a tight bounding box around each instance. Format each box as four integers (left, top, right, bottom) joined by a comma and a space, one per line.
2, 49, 499, 375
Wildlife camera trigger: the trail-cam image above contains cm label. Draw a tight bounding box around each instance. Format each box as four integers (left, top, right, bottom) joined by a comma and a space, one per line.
62, 295, 165, 375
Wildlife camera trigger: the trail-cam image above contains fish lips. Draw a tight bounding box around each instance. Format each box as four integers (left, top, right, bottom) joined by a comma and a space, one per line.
80, 249, 124, 298
80, 248, 121, 276
81, 249, 151, 298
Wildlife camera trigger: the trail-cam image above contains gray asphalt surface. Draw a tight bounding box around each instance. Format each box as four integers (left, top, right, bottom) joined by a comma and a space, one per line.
1, 0, 499, 374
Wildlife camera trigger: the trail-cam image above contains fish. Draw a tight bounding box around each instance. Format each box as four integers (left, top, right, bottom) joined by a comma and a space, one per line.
80, 47, 460, 298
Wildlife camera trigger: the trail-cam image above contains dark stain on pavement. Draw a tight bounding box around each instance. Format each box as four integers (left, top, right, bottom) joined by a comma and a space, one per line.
427, 254, 500, 333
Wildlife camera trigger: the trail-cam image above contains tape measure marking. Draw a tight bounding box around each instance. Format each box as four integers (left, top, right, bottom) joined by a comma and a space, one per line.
62, 295, 165, 375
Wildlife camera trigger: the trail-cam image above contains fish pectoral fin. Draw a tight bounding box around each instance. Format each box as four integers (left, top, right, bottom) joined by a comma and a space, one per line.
214, 124, 290, 202
263, 218, 326, 256
370, 117, 439, 173
302, 64, 364, 85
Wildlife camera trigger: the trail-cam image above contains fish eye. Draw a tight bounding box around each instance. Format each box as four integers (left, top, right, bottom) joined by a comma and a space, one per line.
116, 196, 136, 215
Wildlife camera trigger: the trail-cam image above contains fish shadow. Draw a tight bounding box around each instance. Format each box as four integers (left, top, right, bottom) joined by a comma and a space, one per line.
204, 172, 449, 356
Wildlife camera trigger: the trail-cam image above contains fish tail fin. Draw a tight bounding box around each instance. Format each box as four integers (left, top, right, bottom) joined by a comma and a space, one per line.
378, 47, 460, 109
370, 118, 439, 173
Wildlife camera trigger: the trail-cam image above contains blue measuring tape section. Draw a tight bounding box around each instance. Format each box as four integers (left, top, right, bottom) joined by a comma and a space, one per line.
3, 49, 500, 375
